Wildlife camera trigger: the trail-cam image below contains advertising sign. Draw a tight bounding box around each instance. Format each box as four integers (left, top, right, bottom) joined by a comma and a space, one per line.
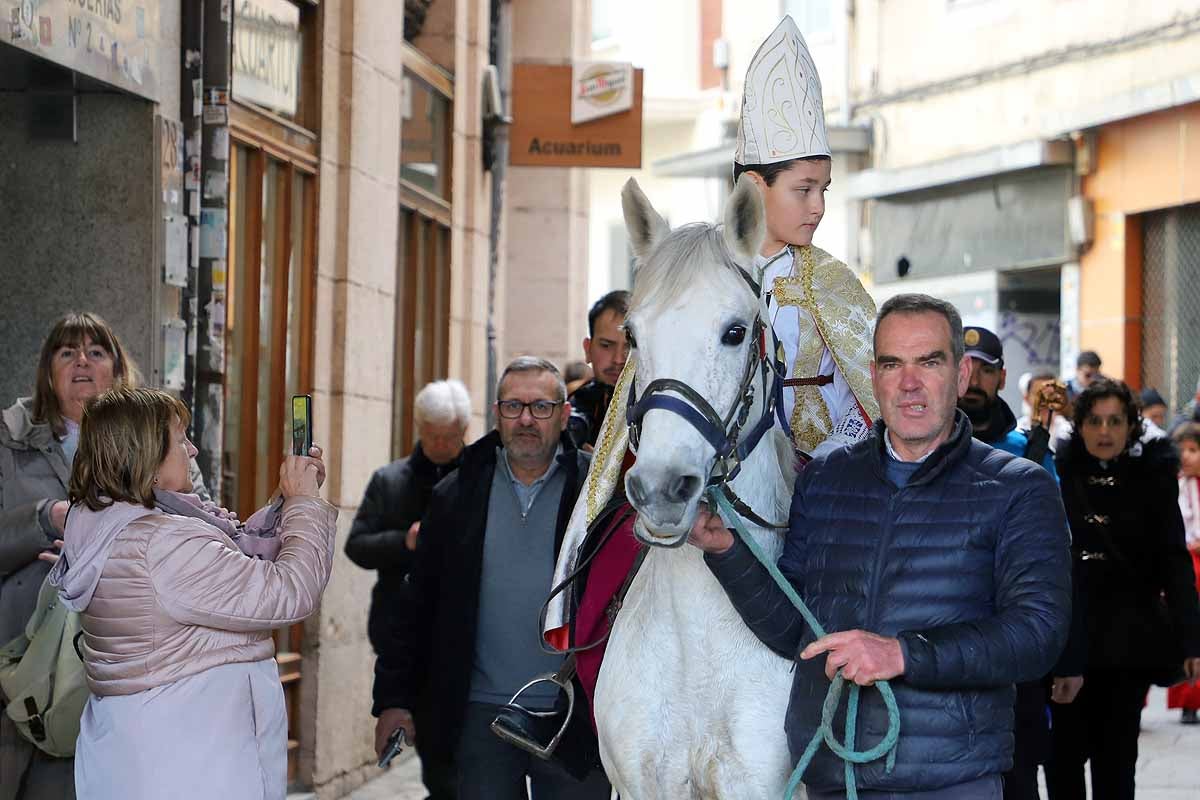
510, 63, 643, 169
5, 0, 161, 100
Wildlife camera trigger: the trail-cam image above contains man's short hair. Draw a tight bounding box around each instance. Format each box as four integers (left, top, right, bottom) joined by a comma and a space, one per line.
874, 294, 965, 363
587, 290, 631, 337
413, 379, 471, 429
1076, 350, 1102, 369
563, 360, 589, 384
497, 356, 567, 402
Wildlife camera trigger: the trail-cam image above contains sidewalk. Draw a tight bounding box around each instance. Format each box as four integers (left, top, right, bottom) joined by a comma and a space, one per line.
341, 687, 1200, 799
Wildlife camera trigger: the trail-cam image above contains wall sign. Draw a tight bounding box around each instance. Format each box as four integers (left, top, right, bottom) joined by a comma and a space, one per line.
5, 0, 160, 100
232, 0, 300, 116
510, 63, 643, 169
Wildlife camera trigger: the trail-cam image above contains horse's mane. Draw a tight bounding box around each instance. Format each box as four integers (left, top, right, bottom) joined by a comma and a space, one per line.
630, 223, 747, 313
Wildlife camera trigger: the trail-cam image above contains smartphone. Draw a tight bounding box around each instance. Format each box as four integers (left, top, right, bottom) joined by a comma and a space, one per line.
291, 395, 313, 457
378, 727, 406, 769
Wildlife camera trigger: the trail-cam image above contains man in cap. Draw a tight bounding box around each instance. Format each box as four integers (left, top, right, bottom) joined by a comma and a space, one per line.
958, 326, 1057, 473
957, 326, 1083, 800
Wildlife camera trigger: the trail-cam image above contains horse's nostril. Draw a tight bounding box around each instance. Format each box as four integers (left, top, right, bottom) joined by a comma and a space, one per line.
667, 475, 701, 504
627, 474, 649, 507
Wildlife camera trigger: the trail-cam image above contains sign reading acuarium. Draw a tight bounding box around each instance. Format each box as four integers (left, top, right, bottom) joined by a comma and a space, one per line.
510, 62, 643, 169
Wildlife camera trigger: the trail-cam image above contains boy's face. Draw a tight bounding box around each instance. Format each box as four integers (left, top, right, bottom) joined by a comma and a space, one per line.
751, 158, 831, 252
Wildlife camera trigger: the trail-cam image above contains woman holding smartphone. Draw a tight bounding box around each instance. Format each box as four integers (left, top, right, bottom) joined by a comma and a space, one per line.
50, 387, 336, 799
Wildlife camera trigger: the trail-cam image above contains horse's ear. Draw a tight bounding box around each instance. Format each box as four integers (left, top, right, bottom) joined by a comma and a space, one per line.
723, 174, 766, 263
622, 178, 670, 261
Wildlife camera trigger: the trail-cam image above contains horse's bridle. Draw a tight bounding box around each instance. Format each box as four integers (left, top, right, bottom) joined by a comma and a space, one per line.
626, 266, 790, 540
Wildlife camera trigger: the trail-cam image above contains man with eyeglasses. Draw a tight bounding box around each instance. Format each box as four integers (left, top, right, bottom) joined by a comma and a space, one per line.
371, 356, 610, 799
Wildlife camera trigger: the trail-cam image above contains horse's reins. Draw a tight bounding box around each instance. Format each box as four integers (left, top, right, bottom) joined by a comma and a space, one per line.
626, 264, 790, 537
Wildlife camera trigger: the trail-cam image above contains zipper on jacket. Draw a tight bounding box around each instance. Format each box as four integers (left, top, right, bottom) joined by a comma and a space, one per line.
863, 490, 901, 631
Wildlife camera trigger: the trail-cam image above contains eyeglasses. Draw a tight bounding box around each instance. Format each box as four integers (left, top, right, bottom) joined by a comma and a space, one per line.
497, 399, 563, 419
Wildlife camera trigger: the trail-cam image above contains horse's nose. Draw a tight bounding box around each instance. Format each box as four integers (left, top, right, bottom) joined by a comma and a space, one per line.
627, 470, 703, 510
665, 474, 701, 505
627, 472, 650, 508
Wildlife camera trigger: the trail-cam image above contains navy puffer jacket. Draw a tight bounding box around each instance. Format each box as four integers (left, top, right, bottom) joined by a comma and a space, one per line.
707, 411, 1072, 793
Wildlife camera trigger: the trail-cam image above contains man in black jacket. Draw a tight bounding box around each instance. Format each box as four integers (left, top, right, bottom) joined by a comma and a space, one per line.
346, 379, 468, 798
690, 294, 1073, 798
371, 357, 609, 800
567, 290, 630, 448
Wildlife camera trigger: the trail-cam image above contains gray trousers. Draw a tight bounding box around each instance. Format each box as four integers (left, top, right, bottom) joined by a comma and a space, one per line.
807, 774, 1002, 800
455, 703, 610, 800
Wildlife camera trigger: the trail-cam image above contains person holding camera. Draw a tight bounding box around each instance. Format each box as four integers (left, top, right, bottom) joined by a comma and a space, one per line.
48, 387, 336, 799
567, 291, 630, 449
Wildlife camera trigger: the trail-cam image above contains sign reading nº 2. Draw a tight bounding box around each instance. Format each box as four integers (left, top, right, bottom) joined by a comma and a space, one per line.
510, 63, 643, 169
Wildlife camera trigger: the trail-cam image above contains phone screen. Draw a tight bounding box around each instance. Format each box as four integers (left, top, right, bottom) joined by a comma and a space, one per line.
291, 395, 312, 456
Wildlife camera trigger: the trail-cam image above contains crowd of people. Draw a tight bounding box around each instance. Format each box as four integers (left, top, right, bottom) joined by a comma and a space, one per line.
2, 15, 1199, 800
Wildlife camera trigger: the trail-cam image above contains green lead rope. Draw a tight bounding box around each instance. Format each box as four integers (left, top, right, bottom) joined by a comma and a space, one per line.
706, 487, 901, 800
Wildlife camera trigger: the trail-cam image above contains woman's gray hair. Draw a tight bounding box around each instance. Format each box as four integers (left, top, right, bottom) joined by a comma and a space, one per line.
413, 379, 471, 429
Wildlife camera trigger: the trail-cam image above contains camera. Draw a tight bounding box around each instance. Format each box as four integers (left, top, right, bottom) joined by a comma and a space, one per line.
566, 410, 592, 449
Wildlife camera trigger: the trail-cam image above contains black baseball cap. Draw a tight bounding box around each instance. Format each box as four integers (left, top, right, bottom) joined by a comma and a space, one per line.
963, 326, 1004, 366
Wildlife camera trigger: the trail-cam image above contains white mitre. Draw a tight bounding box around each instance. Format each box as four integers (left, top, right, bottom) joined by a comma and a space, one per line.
734, 15, 830, 165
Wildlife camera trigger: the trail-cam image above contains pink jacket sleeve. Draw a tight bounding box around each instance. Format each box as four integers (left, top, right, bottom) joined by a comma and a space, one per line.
147, 496, 338, 631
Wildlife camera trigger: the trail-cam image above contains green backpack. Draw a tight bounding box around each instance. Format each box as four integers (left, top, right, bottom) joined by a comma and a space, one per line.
0, 576, 88, 757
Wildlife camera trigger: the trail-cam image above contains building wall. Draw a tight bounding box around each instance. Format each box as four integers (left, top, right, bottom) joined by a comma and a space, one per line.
0, 3, 182, 408
303, 1, 405, 795
852, 1, 1200, 169
503, 0, 592, 371
1078, 102, 1200, 383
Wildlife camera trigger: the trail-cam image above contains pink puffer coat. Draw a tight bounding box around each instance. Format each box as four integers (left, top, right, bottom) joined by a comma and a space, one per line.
54, 495, 336, 696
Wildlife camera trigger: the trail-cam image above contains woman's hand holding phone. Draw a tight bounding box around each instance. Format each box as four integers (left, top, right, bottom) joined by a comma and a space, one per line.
279, 448, 323, 498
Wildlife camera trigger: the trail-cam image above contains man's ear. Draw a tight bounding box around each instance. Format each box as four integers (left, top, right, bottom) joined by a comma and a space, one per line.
560, 401, 573, 432
582, 336, 593, 364
999, 368, 1007, 392
957, 356, 972, 397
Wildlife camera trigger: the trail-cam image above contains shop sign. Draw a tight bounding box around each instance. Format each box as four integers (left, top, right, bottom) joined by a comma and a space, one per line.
232, 0, 300, 116
5, 0, 161, 100
510, 62, 643, 169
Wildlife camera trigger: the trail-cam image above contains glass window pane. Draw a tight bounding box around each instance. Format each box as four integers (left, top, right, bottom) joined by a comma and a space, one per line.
401, 73, 450, 199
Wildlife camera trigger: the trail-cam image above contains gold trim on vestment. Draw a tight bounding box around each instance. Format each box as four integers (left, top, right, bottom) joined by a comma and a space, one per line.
769, 245, 880, 451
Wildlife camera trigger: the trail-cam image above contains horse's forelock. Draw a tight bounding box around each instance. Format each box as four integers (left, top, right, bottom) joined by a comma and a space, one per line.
630, 224, 748, 314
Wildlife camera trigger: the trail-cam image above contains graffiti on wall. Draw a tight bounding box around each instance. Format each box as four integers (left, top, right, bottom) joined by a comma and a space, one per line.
998, 311, 1060, 369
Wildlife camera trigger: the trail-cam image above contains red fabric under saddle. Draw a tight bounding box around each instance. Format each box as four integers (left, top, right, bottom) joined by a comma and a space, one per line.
572, 506, 642, 731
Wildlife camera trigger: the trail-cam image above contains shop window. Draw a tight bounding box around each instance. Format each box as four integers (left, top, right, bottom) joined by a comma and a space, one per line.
223, 142, 316, 783
1141, 203, 1200, 413
394, 46, 454, 458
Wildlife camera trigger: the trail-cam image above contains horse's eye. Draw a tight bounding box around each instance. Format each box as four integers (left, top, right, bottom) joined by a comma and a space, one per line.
721, 325, 747, 346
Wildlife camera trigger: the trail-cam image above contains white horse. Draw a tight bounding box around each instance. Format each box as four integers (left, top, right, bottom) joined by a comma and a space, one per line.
593, 176, 799, 799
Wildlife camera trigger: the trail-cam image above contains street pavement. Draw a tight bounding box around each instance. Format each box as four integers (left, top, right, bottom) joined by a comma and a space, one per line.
343, 687, 1199, 799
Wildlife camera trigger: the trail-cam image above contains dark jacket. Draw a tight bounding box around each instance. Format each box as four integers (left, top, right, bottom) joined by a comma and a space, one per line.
707, 411, 1072, 794
372, 430, 589, 760
567, 380, 614, 448
1056, 435, 1200, 672
344, 442, 461, 653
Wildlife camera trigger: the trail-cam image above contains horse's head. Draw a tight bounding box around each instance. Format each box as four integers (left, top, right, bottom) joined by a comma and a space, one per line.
621, 175, 774, 546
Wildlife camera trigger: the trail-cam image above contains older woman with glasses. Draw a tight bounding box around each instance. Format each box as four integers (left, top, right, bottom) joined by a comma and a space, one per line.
49, 387, 336, 800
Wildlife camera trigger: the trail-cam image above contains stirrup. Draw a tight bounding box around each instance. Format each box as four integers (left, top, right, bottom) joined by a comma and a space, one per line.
490, 666, 575, 760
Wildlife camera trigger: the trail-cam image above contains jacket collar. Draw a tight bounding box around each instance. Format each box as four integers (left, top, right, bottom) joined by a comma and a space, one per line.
410, 440, 463, 479
963, 396, 1018, 444
872, 409, 974, 487
0, 397, 57, 452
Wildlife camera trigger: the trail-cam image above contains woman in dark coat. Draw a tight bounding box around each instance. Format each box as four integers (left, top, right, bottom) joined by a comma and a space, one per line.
1047, 379, 1200, 800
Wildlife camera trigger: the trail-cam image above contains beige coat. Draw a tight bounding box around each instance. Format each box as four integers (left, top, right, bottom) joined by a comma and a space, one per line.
56, 496, 336, 695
